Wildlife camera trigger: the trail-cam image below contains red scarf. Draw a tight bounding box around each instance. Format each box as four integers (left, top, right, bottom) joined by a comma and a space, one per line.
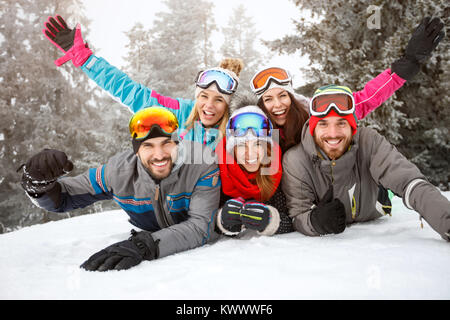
215, 137, 283, 201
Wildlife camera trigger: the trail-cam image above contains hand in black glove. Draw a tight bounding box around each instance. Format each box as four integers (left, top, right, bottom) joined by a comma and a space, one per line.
241, 200, 271, 232
405, 17, 445, 63
80, 230, 159, 272
19, 149, 73, 196
220, 197, 245, 234
44, 15, 76, 52
392, 17, 445, 80
310, 185, 346, 235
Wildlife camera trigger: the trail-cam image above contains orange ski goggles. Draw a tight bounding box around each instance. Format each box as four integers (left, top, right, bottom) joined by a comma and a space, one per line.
250, 67, 292, 95
129, 107, 179, 140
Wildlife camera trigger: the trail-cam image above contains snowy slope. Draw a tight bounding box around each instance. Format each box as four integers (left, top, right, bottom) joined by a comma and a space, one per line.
1, 193, 449, 300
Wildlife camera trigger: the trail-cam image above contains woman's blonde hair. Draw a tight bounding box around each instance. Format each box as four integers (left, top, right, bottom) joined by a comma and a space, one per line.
185, 58, 243, 137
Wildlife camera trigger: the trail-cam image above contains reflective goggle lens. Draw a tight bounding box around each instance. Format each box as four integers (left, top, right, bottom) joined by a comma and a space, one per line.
311, 93, 354, 116
251, 67, 291, 93
196, 69, 237, 94
129, 107, 179, 140
228, 112, 272, 137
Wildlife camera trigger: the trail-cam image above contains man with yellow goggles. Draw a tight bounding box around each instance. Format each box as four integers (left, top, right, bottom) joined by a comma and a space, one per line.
129, 107, 180, 154
19, 106, 221, 271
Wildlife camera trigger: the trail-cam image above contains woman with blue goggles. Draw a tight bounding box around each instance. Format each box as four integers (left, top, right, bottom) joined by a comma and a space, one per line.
215, 102, 294, 237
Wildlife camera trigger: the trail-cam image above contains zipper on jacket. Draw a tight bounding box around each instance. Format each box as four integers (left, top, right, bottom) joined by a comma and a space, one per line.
330, 161, 336, 184
155, 184, 171, 228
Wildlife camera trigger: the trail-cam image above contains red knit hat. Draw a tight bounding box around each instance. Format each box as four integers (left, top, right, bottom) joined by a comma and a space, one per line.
309, 109, 357, 136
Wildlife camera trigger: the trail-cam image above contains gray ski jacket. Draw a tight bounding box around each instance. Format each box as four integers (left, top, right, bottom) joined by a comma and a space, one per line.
282, 122, 450, 240
33, 140, 221, 258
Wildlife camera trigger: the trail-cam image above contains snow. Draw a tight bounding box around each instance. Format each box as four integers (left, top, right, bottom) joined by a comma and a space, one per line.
1, 193, 449, 300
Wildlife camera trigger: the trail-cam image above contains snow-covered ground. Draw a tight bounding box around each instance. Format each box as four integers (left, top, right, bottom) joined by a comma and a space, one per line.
1, 193, 449, 300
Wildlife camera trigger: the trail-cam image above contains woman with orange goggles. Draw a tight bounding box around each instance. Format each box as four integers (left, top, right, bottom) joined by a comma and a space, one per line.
250, 17, 444, 154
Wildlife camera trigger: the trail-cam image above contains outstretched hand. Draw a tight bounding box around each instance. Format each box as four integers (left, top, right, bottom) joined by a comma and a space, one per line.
405, 16, 445, 63
42, 15, 92, 67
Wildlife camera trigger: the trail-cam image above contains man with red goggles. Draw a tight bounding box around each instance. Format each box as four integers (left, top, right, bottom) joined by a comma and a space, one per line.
282, 85, 450, 242
19, 106, 221, 271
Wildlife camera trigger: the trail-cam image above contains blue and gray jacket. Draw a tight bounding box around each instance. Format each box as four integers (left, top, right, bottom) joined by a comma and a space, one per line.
81, 55, 222, 150
32, 140, 221, 258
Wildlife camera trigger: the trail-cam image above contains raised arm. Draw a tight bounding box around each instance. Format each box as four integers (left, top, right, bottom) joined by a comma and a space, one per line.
353, 17, 444, 120
19, 149, 113, 213
42, 15, 189, 117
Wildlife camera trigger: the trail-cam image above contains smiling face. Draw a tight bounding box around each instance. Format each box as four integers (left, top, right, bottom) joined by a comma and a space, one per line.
137, 137, 178, 180
313, 116, 352, 160
234, 139, 265, 173
196, 89, 228, 128
260, 87, 292, 126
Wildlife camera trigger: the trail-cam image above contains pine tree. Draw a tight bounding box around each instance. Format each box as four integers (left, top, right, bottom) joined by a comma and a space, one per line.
220, 4, 265, 92
265, 0, 449, 189
124, 0, 217, 99
0, 0, 122, 232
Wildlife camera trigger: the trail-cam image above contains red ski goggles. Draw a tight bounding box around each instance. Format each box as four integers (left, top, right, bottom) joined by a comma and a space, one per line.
195, 68, 238, 95
250, 67, 292, 95
309, 92, 355, 117
129, 107, 179, 140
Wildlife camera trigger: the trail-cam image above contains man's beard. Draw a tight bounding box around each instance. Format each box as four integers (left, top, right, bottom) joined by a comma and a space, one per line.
314, 134, 352, 160
144, 156, 174, 180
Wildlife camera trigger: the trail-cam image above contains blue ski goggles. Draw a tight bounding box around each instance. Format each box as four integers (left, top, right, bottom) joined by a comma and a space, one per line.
226, 112, 273, 137
195, 68, 238, 95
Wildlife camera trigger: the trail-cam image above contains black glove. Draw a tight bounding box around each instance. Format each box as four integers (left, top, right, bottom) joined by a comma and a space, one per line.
220, 197, 245, 233
80, 230, 159, 272
19, 149, 73, 197
44, 15, 76, 52
310, 185, 346, 235
241, 200, 271, 232
392, 17, 445, 80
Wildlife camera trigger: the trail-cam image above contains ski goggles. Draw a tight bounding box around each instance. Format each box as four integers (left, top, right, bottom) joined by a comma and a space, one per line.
195, 68, 238, 95
250, 67, 292, 95
129, 107, 179, 140
227, 112, 273, 137
309, 92, 355, 117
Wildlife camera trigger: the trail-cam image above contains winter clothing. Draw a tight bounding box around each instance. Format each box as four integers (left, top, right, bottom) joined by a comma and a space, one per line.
225, 105, 273, 154
218, 197, 246, 235
282, 121, 450, 241
309, 109, 358, 136
81, 55, 223, 150
309, 186, 347, 235
25, 140, 222, 258
218, 187, 292, 236
43, 15, 92, 67
195, 82, 233, 105
216, 137, 282, 203
391, 17, 445, 81
308, 84, 358, 136
80, 229, 159, 271
255, 76, 296, 100
131, 124, 178, 154
240, 200, 272, 232
20, 149, 74, 199
215, 100, 293, 237
194, 63, 242, 105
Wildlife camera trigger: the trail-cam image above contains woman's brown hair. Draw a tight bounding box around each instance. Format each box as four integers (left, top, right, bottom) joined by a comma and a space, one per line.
257, 92, 309, 153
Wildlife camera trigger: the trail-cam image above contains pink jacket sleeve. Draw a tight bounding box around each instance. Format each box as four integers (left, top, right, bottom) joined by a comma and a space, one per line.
353, 69, 406, 120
